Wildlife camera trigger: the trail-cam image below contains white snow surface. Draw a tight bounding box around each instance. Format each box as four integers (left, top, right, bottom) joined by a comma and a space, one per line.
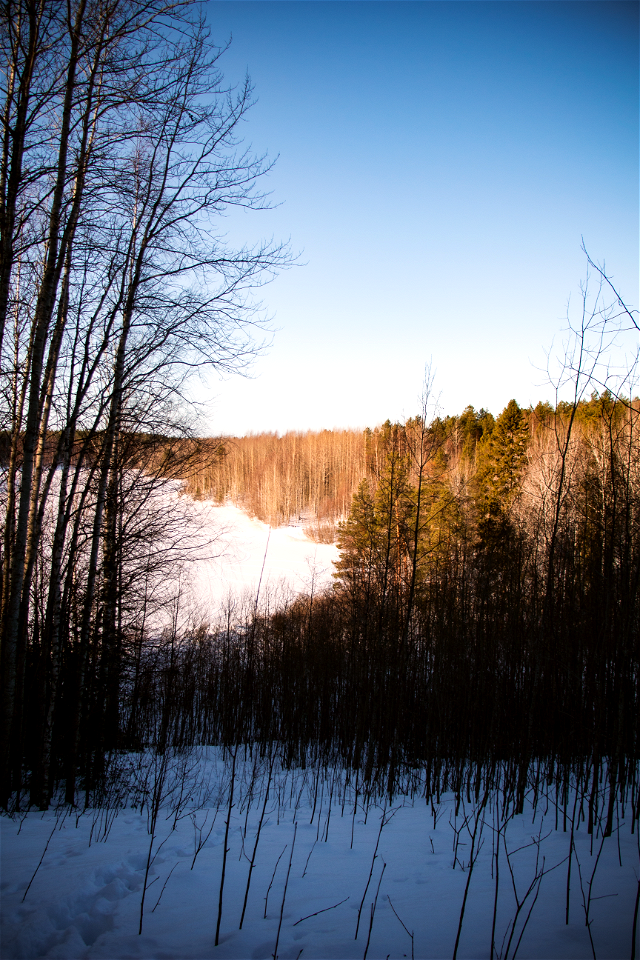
1, 752, 638, 959
158, 498, 339, 631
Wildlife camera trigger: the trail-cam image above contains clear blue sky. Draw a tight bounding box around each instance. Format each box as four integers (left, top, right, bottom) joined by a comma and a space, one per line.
201, 1, 638, 436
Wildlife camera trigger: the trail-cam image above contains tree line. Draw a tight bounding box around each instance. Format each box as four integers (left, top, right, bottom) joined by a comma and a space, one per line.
185, 429, 371, 538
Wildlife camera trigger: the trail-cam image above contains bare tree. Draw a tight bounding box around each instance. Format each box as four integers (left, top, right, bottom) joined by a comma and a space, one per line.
0, 0, 290, 806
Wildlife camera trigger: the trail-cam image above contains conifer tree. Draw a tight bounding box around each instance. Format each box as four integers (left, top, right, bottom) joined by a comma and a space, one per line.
334, 479, 378, 595
334, 425, 415, 612
474, 399, 529, 545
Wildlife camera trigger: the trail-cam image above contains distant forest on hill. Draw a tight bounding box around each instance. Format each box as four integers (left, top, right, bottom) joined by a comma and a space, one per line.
183, 393, 636, 546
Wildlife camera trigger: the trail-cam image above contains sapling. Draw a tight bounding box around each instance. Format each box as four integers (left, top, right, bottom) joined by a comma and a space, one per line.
273, 821, 297, 960
387, 893, 414, 960
191, 808, 219, 870
151, 862, 179, 913
293, 777, 306, 822
322, 771, 336, 841
167, 748, 201, 831
315, 775, 325, 841
450, 808, 472, 871
490, 781, 521, 960
310, 767, 321, 825
500, 816, 567, 960
88, 751, 129, 844
240, 754, 275, 929
22, 823, 57, 902
215, 746, 237, 946
565, 775, 581, 924
351, 768, 360, 849
16, 808, 30, 836
355, 803, 397, 939
573, 808, 617, 960
452, 794, 488, 960
490, 805, 503, 959
363, 859, 386, 960
139, 749, 170, 935
265, 844, 288, 919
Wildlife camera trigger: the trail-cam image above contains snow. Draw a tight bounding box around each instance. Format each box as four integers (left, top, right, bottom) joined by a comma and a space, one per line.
2, 499, 638, 958
2, 751, 638, 959
141, 495, 339, 635
181, 501, 339, 623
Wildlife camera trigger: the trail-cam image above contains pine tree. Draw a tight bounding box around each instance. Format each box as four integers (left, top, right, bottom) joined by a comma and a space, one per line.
335, 426, 415, 606
334, 479, 378, 592
474, 399, 529, 545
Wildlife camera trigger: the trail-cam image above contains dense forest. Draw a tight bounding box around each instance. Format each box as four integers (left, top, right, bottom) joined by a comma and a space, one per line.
173, 393, 640, 800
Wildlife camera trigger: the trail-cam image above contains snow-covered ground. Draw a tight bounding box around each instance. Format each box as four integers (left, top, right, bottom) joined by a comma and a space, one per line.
2, 499, 638, 958
2, 752, 638, 959
181, 501, 339, 624
141, 495, 339, 635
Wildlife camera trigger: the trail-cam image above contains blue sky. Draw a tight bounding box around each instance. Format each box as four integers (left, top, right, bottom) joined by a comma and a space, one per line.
201, 1, 638, 436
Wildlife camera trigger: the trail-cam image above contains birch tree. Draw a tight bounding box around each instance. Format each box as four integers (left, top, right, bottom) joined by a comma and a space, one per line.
0, 0, 288, 806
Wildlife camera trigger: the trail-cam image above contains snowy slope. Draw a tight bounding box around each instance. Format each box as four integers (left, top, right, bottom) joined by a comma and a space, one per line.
182, 501, 339, 623
138, 494, 339, 635
2, 499, 638, 959
2, 752, 638, 959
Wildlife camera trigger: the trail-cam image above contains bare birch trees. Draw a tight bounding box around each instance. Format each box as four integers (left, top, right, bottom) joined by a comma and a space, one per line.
0, 0, 287, 806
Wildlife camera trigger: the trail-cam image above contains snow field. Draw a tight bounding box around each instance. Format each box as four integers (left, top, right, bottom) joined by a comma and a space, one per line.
2, 752, 638, 959
153, 499, 340, 632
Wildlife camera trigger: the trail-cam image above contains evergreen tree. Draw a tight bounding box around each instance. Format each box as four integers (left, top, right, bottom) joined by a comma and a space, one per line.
455, 406, 495, 463
335, 425, 415, 611
474, 399, 529, 544
334, 479, 378, 592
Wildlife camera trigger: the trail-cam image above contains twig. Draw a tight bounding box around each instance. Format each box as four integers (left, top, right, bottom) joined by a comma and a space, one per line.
22, 823, 56, 902
264, 845, 287, 919
151, 862, 179, 912
363, 860, 386, 960
387, 894, 414, 960
302, 840, 317, 878
191, 808, 218, 870
294, 896, 350, 926
273, 822, 297, 960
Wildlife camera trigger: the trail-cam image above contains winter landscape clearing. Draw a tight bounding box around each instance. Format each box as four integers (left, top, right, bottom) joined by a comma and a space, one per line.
2, 3, 637, 957
174, 500, 339, 627
1, 499, 639, 960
